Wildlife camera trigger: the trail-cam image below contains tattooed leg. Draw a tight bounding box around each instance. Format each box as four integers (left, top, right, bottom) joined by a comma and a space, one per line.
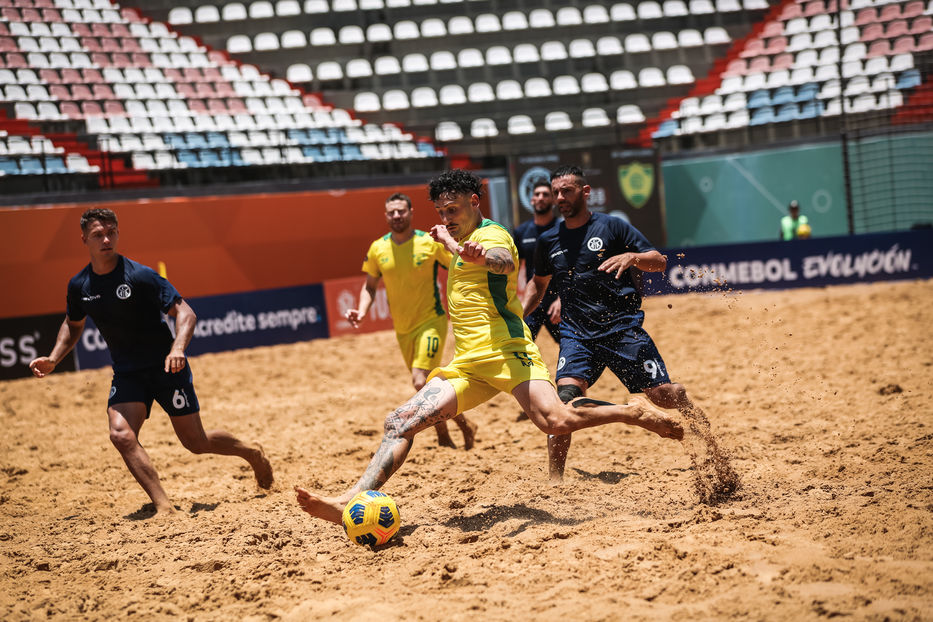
296, 377, 459, 525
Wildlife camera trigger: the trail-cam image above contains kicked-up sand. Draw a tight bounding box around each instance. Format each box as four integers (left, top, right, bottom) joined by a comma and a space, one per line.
1, 279, 931, 620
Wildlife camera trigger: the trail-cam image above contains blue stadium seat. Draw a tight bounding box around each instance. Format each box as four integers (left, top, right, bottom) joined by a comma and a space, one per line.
176, 149, 201, 167
896, 69, 921, 90
774, 103, 799, 122
794, 83, 819, 102
301, 146, 323, 160
747, 89, 772, 109
341, 144, 364, 160
163, 133, 188, 149
206, 132, 230, 148
198, 149, 223, 167
322, 145, 342, 161
44, 156, 68, 174
771, 86, 795, 106
308, 129, 329, 144
0, 156, 19, 175
19, 156, 45, 174
749, 107, 776, 125
653, 120, 679, 138
184, 133, 209, 150
798, 100, 824, 118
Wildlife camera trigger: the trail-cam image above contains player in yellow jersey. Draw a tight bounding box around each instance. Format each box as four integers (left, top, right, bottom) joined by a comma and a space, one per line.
345, 192, 476, 449
296, 170, 684, 525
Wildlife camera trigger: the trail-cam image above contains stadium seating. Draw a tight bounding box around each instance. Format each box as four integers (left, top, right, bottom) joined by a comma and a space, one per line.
1, 0, 928, 186
0, 0, 444, 191
650, 0, 932, 145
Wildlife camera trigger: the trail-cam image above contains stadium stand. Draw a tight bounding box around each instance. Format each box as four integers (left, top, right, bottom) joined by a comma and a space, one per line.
0, 0, 444, 193
0, 0, 929, 192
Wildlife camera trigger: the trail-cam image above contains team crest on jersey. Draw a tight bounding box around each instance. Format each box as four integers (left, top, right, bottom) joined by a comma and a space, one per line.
618, 161, 655, 209
116, 284, 132, 299
587, 237, 604, 251
557, 356, 566, 370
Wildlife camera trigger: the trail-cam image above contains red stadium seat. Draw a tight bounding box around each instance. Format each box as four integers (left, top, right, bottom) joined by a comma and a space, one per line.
867, 38, 892, 56
860, 23, 884, 41
885, 20, 909, 38
892, 35, 916, 54
81, 68, 104, 83
855, 7, 878, 25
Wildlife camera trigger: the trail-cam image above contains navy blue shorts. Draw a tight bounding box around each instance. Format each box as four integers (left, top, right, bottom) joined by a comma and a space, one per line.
524, 293, 561, 343
556, 326, 671, 392
108, 363, 200, 418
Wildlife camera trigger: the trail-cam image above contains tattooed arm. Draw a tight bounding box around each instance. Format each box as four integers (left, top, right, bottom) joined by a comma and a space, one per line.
458, 240, 515, 275
483, 247, 515, 274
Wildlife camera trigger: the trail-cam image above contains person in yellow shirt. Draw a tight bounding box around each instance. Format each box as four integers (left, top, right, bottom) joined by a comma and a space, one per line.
346, 192, 476, 449
297, 170, 684, 526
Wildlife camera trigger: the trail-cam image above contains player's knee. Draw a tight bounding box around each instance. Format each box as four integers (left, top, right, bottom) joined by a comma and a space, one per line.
383, 410, 405, 438
531, 404, 572, 435
179, 434, 210, 454
108, 425, 136, 453
646, 383, 687, 409
557, 384, 584, 404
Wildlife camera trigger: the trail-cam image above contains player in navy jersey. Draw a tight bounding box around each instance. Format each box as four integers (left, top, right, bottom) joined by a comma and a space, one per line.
524, 166, 736, 497
29, 208, 273, 516
513, 181, 561, 343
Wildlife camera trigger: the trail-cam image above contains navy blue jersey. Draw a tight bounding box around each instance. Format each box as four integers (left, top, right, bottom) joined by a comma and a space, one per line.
512, 217, 559, 280
66, 256, 182, 372
534, 212, 656, 339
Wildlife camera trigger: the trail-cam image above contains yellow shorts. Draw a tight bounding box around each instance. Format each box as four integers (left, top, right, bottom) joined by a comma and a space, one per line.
428, 349, 553, 414
396, 314, 448, 371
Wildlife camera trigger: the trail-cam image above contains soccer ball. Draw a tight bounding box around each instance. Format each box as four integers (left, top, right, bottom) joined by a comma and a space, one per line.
342, 490, 401, 547
797, 223, 812, 239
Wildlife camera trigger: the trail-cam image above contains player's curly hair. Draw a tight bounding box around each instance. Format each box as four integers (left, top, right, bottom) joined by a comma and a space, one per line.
79, 208, 118, 232
428, 169, 483, 202
551, 165, 588, 185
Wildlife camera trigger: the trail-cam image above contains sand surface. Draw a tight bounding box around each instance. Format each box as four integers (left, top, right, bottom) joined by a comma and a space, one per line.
1, 279, 931, 621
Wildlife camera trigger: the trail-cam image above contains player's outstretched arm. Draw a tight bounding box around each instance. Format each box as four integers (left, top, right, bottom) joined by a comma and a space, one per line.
598, 250, 667, 279
29, 317, 85, 378
346, 274, 380, 328
430, 224, 462, 255
165, 299, 196, 373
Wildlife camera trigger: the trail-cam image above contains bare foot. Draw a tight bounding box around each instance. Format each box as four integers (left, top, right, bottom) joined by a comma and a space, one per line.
249, 444, 274, 489
294, 486, 346, 525
435, 422, 457, 449
626, 396, 685, 440
153, 504, 178, 518
457, 416, 478, 451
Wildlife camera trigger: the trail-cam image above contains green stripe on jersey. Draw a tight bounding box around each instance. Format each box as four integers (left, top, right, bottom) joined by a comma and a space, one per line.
487, 273, 524, 338
432, 261, 444, 316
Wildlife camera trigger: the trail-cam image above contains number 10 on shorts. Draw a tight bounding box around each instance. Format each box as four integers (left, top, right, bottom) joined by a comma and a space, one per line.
425, 336, 439, 358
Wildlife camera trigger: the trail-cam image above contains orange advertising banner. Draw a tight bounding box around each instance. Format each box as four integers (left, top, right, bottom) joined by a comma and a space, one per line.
323, 275, 394, 338
0, 183, 485, 320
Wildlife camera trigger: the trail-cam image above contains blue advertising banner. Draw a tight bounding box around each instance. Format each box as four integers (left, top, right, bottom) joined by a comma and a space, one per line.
645, 230, 933, 295
0, 312, 76, 380
74, 283, 329, 370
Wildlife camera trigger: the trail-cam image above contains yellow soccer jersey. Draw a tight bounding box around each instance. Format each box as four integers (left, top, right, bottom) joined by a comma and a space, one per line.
446, 219, 537, 360
362, 230, 451, 335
